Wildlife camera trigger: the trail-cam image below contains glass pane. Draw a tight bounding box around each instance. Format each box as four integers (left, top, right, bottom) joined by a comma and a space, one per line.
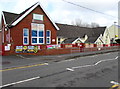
24, 29, 28, 36
46, 38, 50, 44
39, 38, 43, 43
32, 38, 37, 43
24, 37, 28, 44
46, 30, 50, 37
38, 24, 44, 30
32, 30, 37, 37
31, 23, 37, 30
39, 31, 43, 37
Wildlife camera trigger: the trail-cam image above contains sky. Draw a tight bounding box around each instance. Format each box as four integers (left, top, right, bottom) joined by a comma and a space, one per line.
0, 0, 119, 27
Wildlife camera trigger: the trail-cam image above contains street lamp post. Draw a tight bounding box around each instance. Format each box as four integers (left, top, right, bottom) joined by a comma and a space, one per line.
114, 22, 117, 38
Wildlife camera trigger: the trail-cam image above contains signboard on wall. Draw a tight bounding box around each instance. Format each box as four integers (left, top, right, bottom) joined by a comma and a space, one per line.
47, 45, 56, 49
15, 46, 40, 53
15, 46, 23, 53
5, 44, 11, 51
47, 45, 61, 49
5, 46, 10, 51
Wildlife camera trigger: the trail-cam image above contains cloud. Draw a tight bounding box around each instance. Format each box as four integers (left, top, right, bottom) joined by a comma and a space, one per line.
45, 0, 118, 26
0, 0, 118, 26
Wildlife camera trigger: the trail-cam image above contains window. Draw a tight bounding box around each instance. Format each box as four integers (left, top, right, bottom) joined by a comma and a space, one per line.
31, 23, 44, 44
58, 38, 61, 44
46, 30, 51, 44
32, 30, 37, 37
33, 14, 43, 21
23, 28, 29, 45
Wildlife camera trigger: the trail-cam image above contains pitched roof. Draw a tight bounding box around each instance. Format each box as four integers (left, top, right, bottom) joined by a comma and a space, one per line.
2, 11, 19, 25
63, 37, 83, 44
56, 23, 106, 43
62, 37, 78, 44
90, 27, 106, 37
56, 23, 89, 38
2, 2, 59, 30
85, 37, 98, 43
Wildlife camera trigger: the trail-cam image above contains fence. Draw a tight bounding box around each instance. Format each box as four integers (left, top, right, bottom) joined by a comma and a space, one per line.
1, 43, 120, 56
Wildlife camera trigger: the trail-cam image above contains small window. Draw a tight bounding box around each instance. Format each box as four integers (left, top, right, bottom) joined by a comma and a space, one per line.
46, 31, 50, 37
23, 28, 29, 45
39, 31, 44, 37
32, 38, 37, 43
46, 38, 50, 44
39, 38, 44, 43
24, 29, 28, 36
33, 14, 43, 21
32, 30, 37, 37
24, 37, 28, 44
46, 30, 51, 44
58, 38, 61, 44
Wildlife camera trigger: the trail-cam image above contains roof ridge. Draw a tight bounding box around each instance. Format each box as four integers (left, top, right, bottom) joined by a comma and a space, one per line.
20, 2, 38, 15
56, 23, 106, 29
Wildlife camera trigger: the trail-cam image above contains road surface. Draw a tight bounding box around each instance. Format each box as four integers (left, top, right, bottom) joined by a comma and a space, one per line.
1, 52, 119, 88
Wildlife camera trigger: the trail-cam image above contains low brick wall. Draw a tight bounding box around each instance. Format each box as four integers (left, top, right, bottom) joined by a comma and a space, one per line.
1, 44, 120, 56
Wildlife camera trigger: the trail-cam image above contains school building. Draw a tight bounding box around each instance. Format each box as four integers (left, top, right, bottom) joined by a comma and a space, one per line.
0, 2, 119, 56
0, 2, 59, 55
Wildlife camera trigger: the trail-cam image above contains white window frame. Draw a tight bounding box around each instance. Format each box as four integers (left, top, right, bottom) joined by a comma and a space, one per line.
23, 28, 29, 45
46, 30, 51, 44
31, 23, 44, 45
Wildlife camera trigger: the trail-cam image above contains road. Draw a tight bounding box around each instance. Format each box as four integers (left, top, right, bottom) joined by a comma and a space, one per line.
1, 52, 119, 88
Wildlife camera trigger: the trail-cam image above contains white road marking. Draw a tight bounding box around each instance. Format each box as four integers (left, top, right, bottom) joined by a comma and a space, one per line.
115, 56, 118, 59
66, 68, 74, 71
110, 81, 119, 85
72, 65, 94, 69
44, 63, 49, 65
0, 76, 40, 88
67, 56, 118, 71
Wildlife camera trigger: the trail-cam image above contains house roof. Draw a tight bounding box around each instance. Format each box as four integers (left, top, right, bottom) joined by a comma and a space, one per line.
62, 37, 78, 44
85, 37, 98, 43
63, 37, 83, 44
56, 23, 89, 38
56, 23, 106, 43
2, 11, 19, 25
2, 2, 59, 30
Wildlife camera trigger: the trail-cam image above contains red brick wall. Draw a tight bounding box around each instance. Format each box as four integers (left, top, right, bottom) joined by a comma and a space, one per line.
3, 5, 57, 55
11, 6, 57, 46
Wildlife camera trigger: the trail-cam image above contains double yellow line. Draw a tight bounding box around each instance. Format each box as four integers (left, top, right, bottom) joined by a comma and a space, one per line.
0, 63, 48, 72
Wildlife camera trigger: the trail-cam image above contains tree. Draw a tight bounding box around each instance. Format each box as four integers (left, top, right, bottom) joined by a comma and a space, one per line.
91, 22, 99, 28
72, 18, 99, 28
73, 19, 83, 27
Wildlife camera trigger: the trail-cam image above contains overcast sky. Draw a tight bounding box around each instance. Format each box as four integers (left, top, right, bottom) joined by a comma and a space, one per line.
0, 0, 119, 27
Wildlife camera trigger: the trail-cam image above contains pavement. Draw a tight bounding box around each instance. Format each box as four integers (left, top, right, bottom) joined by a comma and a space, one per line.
1, 48, 119, 69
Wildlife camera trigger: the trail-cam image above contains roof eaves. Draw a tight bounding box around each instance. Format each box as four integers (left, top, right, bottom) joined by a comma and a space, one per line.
2, 11, 7, 25
72, 37, 83, 44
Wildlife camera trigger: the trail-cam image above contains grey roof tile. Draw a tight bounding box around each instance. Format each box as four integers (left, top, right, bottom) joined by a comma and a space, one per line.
3, 11, 19, 24
56, 23, 106, 43
62, 37, 78, 44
